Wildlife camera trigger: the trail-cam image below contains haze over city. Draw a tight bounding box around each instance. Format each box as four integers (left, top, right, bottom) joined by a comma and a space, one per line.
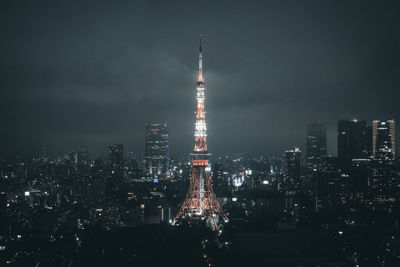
2, 1, 400, 267
1, 0, 400, 156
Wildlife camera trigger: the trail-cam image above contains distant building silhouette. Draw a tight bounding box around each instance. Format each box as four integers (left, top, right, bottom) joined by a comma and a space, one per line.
77, 145, 89, 169
145, 123, 169, 176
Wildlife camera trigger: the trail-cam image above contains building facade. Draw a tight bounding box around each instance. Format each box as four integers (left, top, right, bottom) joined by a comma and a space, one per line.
338, 119, 372, 168
306, 122, 327, 169
145, 122, 169, 176
282, 147, 302, 192
109, 144, 124, 175
372, 120, 395, 161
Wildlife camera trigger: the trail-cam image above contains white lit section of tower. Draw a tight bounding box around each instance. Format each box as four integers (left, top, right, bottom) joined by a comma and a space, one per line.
194, 35, 207, 215
194, 35, 208, 155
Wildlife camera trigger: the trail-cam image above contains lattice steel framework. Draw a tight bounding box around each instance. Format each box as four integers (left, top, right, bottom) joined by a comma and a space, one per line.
172, 36, 228, 229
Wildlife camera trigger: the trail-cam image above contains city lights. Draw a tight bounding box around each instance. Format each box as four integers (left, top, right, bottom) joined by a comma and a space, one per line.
1, 2, 399, 266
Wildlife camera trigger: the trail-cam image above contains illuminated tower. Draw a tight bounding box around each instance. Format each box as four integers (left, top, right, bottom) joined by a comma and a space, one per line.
172, 36, 228, 230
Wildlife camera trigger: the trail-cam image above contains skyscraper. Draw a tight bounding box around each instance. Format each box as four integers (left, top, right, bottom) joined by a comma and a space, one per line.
338, 119, 371, 168
109, 144, 124, 175
306, 122, 327, 169
282, 147, 302, 191
372, 120, 395, 161
145, 122, 169, 176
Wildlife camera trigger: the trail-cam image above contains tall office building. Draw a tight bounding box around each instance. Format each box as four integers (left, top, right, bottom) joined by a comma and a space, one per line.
338, 119, 372, 168
145, 123, 169, 176
372, 120, 395, 161
282, 147, 302, 191
109, 144, 124, 175
306, 122, 327, 169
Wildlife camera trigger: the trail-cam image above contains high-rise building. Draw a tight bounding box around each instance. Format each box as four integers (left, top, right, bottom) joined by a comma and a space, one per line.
372, 120, 395, 161
109, 144, 124, 175
338, 119, 372, 168
282, 147, 302, 191
306, 122, 327, 169
145, 122, 169, 176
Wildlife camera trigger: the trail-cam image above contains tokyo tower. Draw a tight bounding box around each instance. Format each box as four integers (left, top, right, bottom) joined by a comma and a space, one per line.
172, 35, 228, 230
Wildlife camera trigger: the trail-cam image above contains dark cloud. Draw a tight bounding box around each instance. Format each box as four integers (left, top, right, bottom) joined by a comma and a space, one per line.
1, 0, 400, 157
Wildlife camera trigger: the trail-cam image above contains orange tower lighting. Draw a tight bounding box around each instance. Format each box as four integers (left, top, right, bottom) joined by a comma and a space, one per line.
172, 35, 228, 230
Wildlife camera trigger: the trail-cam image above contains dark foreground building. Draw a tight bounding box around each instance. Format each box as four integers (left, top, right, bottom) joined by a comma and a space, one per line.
337, 119, 371, 169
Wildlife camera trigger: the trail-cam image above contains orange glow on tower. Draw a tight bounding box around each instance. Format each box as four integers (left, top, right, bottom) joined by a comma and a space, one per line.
172, 35, 228, 230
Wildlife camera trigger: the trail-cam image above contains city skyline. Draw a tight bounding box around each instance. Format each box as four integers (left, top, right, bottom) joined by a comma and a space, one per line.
1, 0, 400, 156
0, 118, 395, 160
2, 1, 400, 266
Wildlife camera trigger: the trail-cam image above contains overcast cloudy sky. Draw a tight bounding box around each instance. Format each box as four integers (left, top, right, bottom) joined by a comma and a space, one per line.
1, 0, 399, 157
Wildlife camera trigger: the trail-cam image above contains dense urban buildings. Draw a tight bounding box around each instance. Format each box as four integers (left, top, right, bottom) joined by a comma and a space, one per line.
2, 1, 400, 265
1, 116, 400, 266
144, 122, 169, 177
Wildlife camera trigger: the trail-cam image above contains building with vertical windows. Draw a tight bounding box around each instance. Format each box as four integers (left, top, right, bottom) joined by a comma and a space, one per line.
372, 120, 395, 161
109, 144, 124, 175
306, 122, 327, 169
282, 147, 302, 192
145, 123, 169, 176
338, 119, 372, 168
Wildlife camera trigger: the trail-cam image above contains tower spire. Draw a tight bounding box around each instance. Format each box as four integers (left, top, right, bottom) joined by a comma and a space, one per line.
199, 34, 202, 52
198, 34, 204, 83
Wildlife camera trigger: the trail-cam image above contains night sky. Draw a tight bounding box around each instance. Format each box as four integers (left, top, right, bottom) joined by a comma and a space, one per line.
1, 0, 400, 157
